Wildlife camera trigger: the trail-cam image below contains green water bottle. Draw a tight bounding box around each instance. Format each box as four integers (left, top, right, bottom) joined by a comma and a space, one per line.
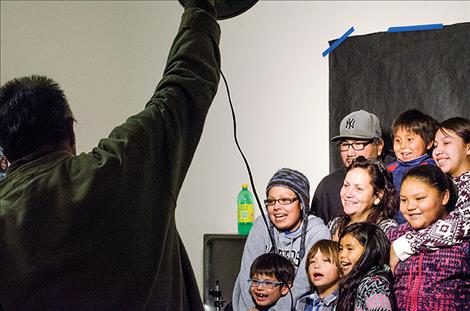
237, 183, 254, 235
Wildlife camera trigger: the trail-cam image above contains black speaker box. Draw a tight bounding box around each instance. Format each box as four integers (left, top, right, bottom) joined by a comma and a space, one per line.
203, 234, 247, 310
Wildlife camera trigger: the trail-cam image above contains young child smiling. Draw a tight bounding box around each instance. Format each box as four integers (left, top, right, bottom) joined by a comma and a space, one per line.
337, 223, 395, 311
389, 165, 470, 310
233, 168, 330, 310
387, 109, 438, 223
248, 253, 295, 311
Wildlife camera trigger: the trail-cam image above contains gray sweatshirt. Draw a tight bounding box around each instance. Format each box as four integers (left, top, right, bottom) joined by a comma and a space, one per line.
232, 215, 331, 310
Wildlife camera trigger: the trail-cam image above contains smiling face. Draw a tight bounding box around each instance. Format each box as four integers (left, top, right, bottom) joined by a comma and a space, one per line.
433, 128, 470, 178
339, 139, 384, 167
340, 167, 380, 223
307, 250, 340, 297
393, 127, 432, 162
339, 233, 364, 276
400, 177, 449, 230
249, 273, 288, 308
267, 186, 302, 232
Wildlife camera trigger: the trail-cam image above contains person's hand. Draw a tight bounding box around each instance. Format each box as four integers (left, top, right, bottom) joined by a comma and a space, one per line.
249, 308, 259, 311
389, 245, 399, 275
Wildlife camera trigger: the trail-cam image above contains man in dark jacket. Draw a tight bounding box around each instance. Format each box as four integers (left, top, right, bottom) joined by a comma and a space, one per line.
0, 1, 219, 310
311, 110, 385, 224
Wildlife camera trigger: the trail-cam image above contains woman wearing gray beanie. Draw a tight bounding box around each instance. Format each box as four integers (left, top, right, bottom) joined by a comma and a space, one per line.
232, 168, 331, 311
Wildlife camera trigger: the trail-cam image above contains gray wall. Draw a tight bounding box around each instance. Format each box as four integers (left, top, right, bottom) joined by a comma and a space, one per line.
2, 1, 469, 306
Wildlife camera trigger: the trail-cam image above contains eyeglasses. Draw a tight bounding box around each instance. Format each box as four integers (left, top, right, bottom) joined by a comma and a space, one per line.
247, 279, 284, 289
337, 140, 374, 152
264, 197, 298, 207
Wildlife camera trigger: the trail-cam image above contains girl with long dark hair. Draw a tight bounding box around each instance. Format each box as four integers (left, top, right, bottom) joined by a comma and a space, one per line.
433, 117, 470, 207
337, 222, 396, 311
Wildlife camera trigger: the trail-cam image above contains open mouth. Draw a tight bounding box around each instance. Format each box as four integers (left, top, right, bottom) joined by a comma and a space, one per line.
342, 200, 358, 210
401, 152, 413, 158
313, 272, 324, 281
273, 214, 288, 221
254, 292, 269, 302
341, 261, 351, 272
435, 157, 449, 165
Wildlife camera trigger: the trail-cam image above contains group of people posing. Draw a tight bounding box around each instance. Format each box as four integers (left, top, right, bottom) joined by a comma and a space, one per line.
232, 109, 470, 311
0, 1, 468, 309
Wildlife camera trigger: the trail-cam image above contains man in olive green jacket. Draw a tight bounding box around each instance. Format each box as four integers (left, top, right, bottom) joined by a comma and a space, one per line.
0, 1, 220, 310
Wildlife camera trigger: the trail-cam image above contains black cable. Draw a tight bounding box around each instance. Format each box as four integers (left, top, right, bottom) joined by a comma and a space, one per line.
220, 70, 294, 311
220, 70, 275, 249
273, 260, 295, 311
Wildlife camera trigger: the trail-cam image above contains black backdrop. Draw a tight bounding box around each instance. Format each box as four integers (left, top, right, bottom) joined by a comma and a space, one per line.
328, 22, 470, 171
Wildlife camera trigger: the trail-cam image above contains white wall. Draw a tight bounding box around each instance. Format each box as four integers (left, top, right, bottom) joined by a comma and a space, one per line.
1, 0, 469, 302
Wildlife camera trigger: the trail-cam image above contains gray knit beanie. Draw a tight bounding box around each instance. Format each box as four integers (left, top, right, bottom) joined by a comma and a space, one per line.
266, 168, 310, 260
266, 168, 310, 214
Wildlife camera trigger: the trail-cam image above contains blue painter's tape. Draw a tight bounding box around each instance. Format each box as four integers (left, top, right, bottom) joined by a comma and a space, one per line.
322, 26, 355, 57
388, 23, 443, 32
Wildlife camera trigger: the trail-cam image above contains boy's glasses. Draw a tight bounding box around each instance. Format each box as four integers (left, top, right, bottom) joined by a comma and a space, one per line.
337, 140, 373, 151
247, 279, 284, 289
264, 197, 298, 207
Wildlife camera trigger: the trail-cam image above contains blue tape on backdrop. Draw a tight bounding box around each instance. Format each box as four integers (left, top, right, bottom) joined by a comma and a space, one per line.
322, 26, 355, 57
388, 23, 443, 32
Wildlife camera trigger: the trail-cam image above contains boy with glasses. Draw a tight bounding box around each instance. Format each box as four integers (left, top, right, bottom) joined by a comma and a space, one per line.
312, 110, 385, 224
248, 253, 295, 311
233, 168, 330, 310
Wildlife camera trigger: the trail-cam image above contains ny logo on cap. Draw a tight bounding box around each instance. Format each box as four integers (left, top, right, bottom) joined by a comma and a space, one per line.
345, 118, 356, 129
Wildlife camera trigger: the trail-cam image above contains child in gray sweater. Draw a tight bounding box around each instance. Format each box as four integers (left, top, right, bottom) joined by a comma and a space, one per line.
232, 168, 331, 310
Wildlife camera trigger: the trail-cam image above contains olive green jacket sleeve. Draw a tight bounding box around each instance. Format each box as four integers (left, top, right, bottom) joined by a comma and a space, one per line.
0, 3, 220, 310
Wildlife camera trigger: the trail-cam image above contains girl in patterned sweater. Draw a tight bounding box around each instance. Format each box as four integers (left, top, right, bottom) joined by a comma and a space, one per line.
391, 117, 470, 270
388, 165, 470, 311
337, 222, 396, 311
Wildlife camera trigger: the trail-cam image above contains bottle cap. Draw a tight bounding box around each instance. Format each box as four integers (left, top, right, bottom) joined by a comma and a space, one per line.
242, 183, 248, 189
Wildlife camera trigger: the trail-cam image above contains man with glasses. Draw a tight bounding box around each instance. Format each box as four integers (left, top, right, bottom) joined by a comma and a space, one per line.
311, 110, 385, 224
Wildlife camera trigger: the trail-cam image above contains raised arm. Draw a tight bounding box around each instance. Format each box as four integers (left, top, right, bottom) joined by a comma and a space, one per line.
95, 0, 221, 201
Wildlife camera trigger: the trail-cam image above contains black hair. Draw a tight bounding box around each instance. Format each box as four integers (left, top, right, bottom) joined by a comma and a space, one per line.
337, 222, 395, 311
438, 117, 470, 144
0, 75, 74, 161
250, 253, 295, 285
337, 156, 398, 234
402, 165, 458, 213
391, 109, 438, 147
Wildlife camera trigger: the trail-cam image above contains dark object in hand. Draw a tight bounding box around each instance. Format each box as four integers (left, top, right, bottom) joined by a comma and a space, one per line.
178, 0, 258, 20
